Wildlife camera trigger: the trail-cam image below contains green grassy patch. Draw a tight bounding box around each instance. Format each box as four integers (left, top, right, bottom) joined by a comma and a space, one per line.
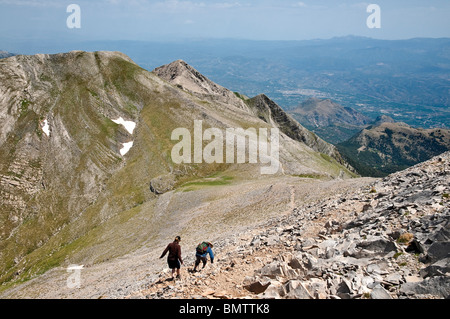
179, 175, 234, 192
293, 173, 327, 179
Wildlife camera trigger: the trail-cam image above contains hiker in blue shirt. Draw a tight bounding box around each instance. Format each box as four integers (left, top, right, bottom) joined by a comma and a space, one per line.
193, 242, 214, 272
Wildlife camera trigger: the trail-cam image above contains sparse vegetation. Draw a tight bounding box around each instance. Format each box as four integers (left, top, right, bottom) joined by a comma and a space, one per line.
393, 252, 403, 259
180, 175, 234, 192
294, 173, 325, 179
397, 233, 414, 244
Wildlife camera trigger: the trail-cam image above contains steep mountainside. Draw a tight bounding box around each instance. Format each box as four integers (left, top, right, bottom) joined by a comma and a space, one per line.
3, 152, 447, 299
289, 98, 372, 144
154, 61, 352, 172
337, 117, 450, 177
0, 52, 354, 290
246, 94, 349, 167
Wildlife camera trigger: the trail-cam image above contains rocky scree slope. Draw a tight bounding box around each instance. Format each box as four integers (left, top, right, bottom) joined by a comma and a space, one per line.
131, 152, 450, 299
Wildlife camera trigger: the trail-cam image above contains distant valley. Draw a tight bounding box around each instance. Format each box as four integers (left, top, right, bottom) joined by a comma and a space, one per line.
287, 96, 450, 177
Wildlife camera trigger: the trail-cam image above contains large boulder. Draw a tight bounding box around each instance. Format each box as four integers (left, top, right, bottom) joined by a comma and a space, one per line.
284, 280, 313, 299
149, 174, 176, 194
426, 242, 450, 263
420, 258, 450, 278
243, 277, 271, 294
353, 237, 398, 258
370, 285, 393, 299
400, 276, 450, 299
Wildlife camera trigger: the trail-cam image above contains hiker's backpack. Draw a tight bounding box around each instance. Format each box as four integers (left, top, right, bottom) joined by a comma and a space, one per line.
196, 242, 209, 254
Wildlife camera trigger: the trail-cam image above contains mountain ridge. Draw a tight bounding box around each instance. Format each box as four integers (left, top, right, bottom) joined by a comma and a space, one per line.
0, 50, 356, 290
337, 118, 450, 177
153, 61, 352, 171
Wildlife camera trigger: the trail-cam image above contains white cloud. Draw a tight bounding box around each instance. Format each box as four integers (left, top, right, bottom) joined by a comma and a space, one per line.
212, 2, 242, 9
0, 0, 63, 6
151, 0, 244, 12
294, 2, 307, 8
350, 2, 370, 9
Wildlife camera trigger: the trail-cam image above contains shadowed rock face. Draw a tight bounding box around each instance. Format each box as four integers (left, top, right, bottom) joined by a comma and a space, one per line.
0, 51, 355, 288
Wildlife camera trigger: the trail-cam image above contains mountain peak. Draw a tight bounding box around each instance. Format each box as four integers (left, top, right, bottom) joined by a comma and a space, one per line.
372, 115, 411, 128
153, 59, 220, 95
0, 50, 15, 59
152, 59, 249, 110
373, 115, 395, 125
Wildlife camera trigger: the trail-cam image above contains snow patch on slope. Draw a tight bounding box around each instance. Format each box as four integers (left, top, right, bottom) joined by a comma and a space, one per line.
42, 119, 50, 136
112, 117, 136, 134
120, 141, 134, 156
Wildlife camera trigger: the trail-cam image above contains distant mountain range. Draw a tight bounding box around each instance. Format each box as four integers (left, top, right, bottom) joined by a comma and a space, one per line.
337, 116, 450, 177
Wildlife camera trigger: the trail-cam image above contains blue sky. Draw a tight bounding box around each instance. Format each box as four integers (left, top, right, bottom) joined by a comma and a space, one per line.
1, 0, 450, 43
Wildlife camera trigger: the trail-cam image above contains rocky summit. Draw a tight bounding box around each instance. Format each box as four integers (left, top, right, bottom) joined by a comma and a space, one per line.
128, 152, 449, 299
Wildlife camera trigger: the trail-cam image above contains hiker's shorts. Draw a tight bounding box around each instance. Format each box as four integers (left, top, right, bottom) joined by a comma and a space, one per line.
195, 255, 207, 266
167, 259, 181, 269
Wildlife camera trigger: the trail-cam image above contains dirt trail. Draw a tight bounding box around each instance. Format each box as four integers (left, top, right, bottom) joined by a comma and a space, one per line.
126, 181, 372, 299
127, 154, 450, 300
1, 177, 375, 299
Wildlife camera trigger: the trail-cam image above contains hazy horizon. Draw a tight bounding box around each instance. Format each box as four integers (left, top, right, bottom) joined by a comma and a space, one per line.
1, 0, 450, 53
